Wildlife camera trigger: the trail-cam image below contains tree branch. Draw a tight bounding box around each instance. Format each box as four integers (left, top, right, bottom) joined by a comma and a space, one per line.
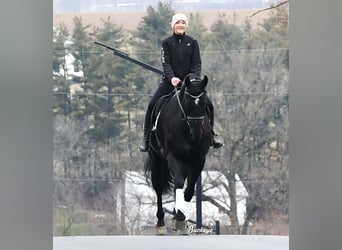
202, 194, 231, 217
250, 1, 289, 17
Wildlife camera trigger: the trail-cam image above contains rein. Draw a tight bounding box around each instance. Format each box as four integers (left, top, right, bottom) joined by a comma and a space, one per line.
174, 86, 187, 123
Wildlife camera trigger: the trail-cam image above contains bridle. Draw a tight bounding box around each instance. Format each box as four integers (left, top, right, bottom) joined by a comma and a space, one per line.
174, 83, 206, 128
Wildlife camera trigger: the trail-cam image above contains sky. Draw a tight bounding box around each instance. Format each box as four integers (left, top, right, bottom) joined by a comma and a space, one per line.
53, 0, 280, 13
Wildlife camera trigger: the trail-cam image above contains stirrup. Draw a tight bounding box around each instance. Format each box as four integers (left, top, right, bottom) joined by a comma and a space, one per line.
212, 135, 224, 149
138, 138, 149, 152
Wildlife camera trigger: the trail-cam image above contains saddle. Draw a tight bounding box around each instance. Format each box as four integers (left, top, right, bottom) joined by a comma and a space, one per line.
150, 88, 178, 131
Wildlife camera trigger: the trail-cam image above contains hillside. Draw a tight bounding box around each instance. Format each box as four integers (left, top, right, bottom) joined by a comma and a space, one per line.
53, 9, 270, 32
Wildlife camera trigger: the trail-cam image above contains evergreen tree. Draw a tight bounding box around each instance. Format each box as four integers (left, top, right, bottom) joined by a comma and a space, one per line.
129, 1, 174, 84
53, 24, 72, 116
186, 12, 209, 51
89, 17, 127, 143
69, 16, 127, 143
132, 2, 173, 60
209, 14, 244, 51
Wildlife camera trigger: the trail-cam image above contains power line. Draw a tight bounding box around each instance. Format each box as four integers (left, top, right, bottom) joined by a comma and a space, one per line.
52, 91, 290, 97
53, 178, 288, 184
53, 92, 150, 97
53, 47, 288, 54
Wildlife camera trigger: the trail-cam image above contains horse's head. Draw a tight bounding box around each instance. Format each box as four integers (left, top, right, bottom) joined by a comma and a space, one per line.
180, 74, 209, 141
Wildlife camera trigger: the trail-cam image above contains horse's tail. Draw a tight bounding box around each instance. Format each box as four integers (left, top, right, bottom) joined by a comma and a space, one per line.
144, 154, 173, 194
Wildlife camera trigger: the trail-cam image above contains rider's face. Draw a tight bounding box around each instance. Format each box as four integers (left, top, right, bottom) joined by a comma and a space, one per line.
174, 20, 186, 35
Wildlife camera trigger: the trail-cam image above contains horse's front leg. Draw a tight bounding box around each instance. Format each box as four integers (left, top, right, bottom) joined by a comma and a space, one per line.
168, 154, 189, 234
172, 161, 187, 221
174, 179, 190, 235
183, 160, 205, 221
184, 162, 204, 203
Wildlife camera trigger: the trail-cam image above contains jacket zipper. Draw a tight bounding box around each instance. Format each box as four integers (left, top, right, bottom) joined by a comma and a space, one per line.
178, 38, 182, 69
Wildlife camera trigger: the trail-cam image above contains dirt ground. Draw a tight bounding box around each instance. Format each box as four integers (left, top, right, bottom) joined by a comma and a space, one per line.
53, 9, 270, 32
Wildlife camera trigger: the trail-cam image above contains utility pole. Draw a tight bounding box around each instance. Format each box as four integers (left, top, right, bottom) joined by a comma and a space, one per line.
196, 174, 202, 229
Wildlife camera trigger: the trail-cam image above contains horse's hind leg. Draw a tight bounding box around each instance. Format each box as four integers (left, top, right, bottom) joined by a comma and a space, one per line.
150, 154, 167, 235
155, 189, 166, 235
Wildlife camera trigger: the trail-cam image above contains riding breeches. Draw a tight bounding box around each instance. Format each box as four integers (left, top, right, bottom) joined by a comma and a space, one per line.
143, 81, 174, 136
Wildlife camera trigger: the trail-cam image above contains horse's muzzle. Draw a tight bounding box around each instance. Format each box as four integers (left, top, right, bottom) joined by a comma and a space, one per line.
187, 116, 205, 140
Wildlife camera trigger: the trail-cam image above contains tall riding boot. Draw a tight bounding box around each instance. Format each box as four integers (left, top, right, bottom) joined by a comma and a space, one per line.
138, 107, 153, 152
207, 105, 224, 149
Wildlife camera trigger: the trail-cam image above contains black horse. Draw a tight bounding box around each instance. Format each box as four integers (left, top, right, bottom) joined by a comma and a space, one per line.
144, 74, 212, 235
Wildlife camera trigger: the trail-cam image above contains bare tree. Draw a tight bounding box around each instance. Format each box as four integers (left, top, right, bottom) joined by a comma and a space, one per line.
250, 1, 289, 17
202, 46, 289, 234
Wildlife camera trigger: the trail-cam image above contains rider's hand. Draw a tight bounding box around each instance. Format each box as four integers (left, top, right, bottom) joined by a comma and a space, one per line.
171, 77, 181, 87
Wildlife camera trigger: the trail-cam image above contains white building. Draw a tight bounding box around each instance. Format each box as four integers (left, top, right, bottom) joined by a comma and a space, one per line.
58, 40, 84, 81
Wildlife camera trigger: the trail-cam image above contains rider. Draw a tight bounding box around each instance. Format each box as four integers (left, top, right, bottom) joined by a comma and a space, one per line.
138, 13, 223, 152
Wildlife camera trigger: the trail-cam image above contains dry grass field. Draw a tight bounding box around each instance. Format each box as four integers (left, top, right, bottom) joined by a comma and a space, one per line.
53, 9, 271, 32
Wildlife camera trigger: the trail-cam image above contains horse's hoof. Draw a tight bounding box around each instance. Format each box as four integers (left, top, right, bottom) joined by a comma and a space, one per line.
156, 225, 167, 235
171, 219, 177, 231
176, 221, 189, 235
175, 220, 189, 235
171, 219, 189, 235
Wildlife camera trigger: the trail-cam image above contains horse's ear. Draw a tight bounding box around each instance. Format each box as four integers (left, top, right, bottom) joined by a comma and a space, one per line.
202, 75, 208, 88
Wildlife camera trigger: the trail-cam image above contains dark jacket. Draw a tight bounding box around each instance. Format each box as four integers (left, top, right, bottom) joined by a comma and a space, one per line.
161, 33, 201, 84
